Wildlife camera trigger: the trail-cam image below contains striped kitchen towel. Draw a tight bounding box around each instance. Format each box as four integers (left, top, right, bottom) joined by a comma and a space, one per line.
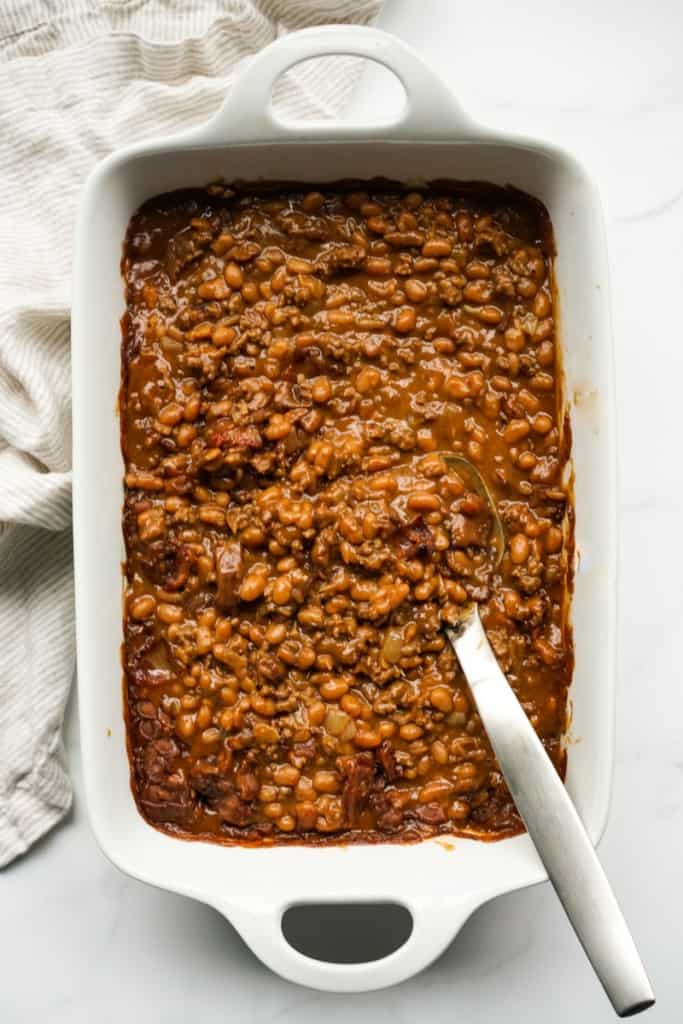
0, 0, 381, 868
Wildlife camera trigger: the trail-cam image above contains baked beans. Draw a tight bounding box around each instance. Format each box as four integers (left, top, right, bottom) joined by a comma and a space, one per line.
121, 183, 572, 844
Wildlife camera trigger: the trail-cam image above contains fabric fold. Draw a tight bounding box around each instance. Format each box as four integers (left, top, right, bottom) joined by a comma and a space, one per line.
0, 0, 380, 868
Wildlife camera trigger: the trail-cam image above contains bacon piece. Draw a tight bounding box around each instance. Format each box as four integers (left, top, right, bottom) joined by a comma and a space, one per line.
395, 517, 434, 560
210, 423, 262, 450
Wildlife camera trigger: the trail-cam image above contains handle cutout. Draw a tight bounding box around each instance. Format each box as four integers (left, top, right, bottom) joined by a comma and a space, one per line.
272, 55, 407, 129
281, 902, 413, 964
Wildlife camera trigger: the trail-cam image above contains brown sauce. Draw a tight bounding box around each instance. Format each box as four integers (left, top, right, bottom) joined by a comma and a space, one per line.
120, 182, 573, 845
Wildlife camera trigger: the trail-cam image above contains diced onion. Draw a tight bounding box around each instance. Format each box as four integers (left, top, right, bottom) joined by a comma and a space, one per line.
382, 630, 403, 663
325, 708, 350, 736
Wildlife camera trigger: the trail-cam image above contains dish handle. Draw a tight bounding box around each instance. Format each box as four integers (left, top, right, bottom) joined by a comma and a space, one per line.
221, 893, 479, 992
188, 25, 479, 145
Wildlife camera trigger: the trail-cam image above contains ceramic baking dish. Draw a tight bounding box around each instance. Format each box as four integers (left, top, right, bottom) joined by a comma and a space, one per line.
72, 25, 616, 992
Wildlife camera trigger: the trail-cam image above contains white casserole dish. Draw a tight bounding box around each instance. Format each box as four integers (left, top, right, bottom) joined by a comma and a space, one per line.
72, 25, 616, 993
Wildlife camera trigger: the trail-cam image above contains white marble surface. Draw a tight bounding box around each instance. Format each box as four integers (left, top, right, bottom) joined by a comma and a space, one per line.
3, 0, 682, 1019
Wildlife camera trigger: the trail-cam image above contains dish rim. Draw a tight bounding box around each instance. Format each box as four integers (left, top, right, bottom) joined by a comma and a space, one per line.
71, 24, 616, 993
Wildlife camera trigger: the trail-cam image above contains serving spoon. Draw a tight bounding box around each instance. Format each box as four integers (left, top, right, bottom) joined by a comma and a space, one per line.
438, 453, 653, 1014
444, 607, 654, 1017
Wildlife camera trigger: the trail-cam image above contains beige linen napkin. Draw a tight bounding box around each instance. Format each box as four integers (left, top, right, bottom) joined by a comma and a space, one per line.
0, 0, 380, 867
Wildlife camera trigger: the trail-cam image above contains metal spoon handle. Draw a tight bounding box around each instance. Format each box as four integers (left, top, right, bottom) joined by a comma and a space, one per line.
446, 610, 654, 1018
